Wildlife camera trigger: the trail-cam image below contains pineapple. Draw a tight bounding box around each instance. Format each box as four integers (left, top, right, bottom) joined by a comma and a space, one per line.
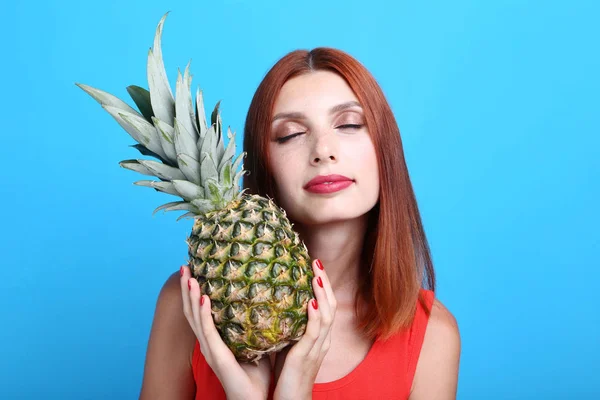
75, 12, 314, 364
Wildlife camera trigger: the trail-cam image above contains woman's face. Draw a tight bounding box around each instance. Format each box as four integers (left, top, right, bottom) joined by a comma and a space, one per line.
268, 70, 380, 226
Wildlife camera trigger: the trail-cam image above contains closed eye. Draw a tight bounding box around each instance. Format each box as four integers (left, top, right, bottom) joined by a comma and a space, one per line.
276, 132, 305, 144
337, 124, 363, 130
276, 124, 363, 144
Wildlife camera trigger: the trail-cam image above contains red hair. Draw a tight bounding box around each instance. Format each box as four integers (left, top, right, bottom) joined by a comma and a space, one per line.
242, 47, 435, 340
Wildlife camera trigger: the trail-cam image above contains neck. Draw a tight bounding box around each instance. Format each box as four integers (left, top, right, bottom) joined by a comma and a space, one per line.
294, 215, 368, 303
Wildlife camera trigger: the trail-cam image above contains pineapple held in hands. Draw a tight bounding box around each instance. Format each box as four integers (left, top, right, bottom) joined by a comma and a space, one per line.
76, 13, 314, 364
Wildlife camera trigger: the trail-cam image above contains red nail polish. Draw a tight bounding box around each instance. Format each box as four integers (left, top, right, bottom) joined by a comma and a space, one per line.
317, 277, 323, 288
180, 266, 184, 277
188, 280, 191, 290
316, 259, 324, 270
312, 299, 318, 310
200, 296, 205, 306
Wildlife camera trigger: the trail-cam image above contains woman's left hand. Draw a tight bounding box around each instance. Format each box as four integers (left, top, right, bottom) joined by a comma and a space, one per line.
272, 259, 337, 400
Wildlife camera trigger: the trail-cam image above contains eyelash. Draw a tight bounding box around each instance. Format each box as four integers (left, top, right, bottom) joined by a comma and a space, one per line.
276, 124, 363, 144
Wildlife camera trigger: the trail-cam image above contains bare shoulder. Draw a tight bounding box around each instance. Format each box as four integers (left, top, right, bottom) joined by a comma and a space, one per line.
409, 298, 461, 400
139, 270, 197, 399
428, 298, 460, 343
152, 270, 197, 354
156, 271, 190, 317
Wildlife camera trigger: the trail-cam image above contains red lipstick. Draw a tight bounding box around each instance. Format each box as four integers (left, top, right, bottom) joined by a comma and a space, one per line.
304, 174, 354, 194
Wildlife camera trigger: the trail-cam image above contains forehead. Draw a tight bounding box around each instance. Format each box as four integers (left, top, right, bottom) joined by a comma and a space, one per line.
272, 70, 359, 115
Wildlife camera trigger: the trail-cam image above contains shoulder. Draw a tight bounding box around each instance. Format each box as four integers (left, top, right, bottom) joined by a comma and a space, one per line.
409, 296, 461, 399
157, 270, 188, 311
427, 297, 460, 343
151, 270, 197, 353
151, 270, 194, 331
139, 270, 197, 399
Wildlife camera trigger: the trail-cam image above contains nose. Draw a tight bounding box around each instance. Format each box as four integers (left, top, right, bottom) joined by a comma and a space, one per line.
313, 154, 336, 163
310, 132, 338, 166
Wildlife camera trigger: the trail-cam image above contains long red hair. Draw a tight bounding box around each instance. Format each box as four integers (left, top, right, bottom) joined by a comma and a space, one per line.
242, 47, 435, 340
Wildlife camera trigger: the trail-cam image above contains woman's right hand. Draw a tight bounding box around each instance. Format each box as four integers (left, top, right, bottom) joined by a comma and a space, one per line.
180, 265, 272, 400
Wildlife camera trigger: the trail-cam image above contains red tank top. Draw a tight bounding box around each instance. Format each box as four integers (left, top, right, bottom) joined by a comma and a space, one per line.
191, 289, 434, 400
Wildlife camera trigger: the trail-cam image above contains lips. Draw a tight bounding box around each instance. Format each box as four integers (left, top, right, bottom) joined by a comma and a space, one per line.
304, 174, 355, 194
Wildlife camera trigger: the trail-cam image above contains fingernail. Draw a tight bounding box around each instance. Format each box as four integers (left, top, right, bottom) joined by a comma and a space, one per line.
316, 259, 324, 270
312, 299, 318, 310
188, 279, 191, 290
317, 277, 323, 288
200, 296, 205, 306
180, 266, 184, 277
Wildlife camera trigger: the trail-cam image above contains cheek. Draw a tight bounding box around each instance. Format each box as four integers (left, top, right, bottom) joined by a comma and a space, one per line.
267, 146, 303, 198
350, 139, 378, 175
351, 139, 380, 195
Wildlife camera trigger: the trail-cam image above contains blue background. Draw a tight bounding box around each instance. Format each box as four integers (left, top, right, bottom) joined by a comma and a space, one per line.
2, 0, 598, 398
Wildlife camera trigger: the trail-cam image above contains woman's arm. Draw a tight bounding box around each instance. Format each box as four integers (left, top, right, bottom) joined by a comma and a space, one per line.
139, 271, 197, 399
409, 299, 461, 400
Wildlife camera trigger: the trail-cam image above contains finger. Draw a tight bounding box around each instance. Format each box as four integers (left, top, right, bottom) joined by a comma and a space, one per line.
180, 265, 198, 336
306, 260, 336, 359
188, 278, 210, 357
292, 258, 339, 357
291, 293, 322, 357
190, 285, 250, 391
311, 260, 334, 333
197, 293, 236, 367
307, 275, 333, 359
314, 259, 337, 311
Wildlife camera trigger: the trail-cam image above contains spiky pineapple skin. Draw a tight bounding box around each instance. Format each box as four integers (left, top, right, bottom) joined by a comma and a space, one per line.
186, 193, 314, 363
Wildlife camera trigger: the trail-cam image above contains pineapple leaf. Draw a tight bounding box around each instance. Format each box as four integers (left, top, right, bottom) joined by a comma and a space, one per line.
176, 153, 201, 186
200, 123, 217, 166
223, 186, 235, 202
220, 163, 232, 187
214, 113, 224, 160
196, 87, 208, 138
119, 160, 154, 176
175, 66, 199, 144
176, 212, 197, 221
184, 70, 199, 139
232, 152, 245, 174
218, 128, 236, 172
147, 13, 175, 124
138, 159, 186, 181
129, 144, 170, 164
233, 167, 246, 186
126, 85, 154, 123
191, 198, 215, 214
152, 117, 178, 165
211, 100, 221, 127
75, 83, 143, 118
205, 179, 221, 202
134, 180, 180, 196
172, 180, 205, 201
116, 109, 169, 161
101, 104, 149, 145
215, 129, 225, 162
183, 62, 199, 137
174, 118, 200, 162
200, 151, 218, 184
152, 200, 196, 215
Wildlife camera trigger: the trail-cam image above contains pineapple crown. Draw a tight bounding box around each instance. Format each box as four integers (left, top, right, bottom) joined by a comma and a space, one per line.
75, 12, 246, 220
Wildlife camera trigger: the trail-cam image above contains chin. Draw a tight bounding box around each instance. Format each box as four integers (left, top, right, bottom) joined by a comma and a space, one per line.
275, 189, 379, 226
293, 204, 375, 226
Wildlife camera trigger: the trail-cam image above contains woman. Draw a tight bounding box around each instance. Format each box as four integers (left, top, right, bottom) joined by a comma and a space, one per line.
139, 48, 461, 400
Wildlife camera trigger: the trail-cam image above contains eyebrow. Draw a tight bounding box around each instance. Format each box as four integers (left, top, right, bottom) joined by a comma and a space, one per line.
271, 101, 362, 123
